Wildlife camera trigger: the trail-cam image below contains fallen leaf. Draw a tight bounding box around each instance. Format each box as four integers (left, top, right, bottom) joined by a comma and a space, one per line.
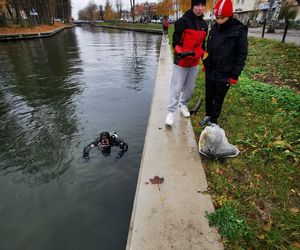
149, 176, 164, 191
290, 208, 299, 215
263, 223, 272, 232
272, 140, 294, 151
216, 168, 225, 175
271, 97, 277, 103
254, 174, 263, 180
258, 234, 265, 240
292, 241, 300, 249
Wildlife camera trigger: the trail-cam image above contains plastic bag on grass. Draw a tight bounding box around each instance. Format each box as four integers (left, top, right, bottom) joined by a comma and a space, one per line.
198, 124, 239, 159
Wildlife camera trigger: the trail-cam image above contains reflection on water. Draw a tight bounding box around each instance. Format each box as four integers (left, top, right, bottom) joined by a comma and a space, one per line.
0, 27, 161, 250
0, 30, 82, 184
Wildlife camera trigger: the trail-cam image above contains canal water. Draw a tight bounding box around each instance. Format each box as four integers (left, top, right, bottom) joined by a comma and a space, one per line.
0, 27, 161, 250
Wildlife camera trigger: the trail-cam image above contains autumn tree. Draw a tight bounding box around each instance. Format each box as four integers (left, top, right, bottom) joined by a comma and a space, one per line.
0, 0, 5, 12
104, 0, 115, 21
0, 0, 71, 25
78, 1, 99, 21
0, 0, 6, 26
205, 0, 214, 11
116, 0, 123, 19
86, 1, 99, 21
177, 0, 190, 13
156, 0, 174, 17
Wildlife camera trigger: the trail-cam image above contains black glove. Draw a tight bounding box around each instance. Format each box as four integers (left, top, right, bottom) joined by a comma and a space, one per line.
178, 51, 195, 58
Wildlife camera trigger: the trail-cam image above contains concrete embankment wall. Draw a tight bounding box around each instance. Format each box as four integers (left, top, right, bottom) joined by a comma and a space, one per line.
0, 26, 73, 41
126, 35, 223, 249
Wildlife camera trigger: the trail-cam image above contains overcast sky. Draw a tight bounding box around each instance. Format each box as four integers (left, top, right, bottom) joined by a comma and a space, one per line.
72, 0, 159, 19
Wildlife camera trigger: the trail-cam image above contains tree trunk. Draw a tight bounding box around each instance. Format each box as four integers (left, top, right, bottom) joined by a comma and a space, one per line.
6, 3, 15, 24
0, 13, 6, 26
281, 20, 289, 43
267, 21, 276, 33
130, 0, 135, 22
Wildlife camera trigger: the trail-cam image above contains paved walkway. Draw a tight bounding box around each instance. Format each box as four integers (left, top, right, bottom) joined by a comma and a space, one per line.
248, 27, 300, 45
126, 35, 223, 250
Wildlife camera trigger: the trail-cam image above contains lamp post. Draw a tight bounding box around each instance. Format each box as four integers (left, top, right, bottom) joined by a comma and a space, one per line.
61, 0, 64, 22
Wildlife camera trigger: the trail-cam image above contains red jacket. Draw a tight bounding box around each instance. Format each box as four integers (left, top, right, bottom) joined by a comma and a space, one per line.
172, 9, 208, 67
165, 19, 169, 28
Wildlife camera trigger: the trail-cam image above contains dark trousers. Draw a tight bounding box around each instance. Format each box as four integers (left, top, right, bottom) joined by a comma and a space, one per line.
205, 78, 230, 124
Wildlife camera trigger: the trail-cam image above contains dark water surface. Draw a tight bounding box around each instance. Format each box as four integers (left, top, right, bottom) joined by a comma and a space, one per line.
0, 27, 161, 250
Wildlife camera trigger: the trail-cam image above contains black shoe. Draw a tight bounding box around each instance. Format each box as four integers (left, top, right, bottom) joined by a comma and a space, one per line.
199, 116, 211, 126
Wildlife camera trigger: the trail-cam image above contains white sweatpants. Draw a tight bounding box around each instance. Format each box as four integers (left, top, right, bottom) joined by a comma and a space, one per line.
167, 64, 199, 113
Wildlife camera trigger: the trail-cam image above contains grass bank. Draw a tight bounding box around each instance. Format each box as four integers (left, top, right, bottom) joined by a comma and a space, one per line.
96, 21, 162, 33
168, 26, 300, 249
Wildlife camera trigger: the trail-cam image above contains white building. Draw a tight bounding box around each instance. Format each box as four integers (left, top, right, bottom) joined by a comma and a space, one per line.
233, 0, 260, 24
169, 0, 300, 24
234, 0, 258, 12
234, 0, 300, 24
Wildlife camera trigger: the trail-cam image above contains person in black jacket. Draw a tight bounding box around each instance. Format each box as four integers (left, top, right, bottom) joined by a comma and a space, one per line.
200, 0, 248, 126
165, 0, 208, 126
83, 132, 128, 159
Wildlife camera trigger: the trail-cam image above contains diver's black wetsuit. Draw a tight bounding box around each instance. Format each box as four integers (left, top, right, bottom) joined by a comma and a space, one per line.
83, 132, 128, 159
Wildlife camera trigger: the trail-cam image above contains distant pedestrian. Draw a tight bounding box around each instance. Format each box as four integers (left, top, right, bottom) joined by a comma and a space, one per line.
165, 0, 208, 126
162, 16, 169, 34
200, 0, 248, 126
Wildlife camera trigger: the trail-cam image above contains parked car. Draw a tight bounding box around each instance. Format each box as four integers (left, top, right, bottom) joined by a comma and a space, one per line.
256, 18, 266, 25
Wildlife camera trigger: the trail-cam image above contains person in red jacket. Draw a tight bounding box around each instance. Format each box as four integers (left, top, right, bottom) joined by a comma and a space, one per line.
200, 0, 248, 126
165, 0, 208, 126
165, 17, 169, 34
162, 16, 169, 34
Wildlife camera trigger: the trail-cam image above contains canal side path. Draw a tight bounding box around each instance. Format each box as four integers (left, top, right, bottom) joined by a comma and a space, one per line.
126, 35, 223, 249
248, 27, 300, 46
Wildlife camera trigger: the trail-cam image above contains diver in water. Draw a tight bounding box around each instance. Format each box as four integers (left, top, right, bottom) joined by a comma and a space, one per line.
83, 132, 128, 159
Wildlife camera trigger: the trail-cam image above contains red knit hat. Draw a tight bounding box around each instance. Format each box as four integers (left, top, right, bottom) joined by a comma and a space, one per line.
214, 0, 233, 17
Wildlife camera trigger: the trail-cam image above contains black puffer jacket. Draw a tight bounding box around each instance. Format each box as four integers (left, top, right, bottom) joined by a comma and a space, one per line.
204, 18, 248, 80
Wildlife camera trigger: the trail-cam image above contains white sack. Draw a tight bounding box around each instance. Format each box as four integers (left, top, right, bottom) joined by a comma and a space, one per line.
199, 124, 240, 159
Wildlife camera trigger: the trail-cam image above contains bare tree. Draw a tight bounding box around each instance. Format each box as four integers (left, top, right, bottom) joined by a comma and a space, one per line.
0, 0, 72, 25
279, 0, 298, 42
116, 0, 123, 19
129, 0, 135, 22
0, 0, 6, 26
267, 0, 283, 33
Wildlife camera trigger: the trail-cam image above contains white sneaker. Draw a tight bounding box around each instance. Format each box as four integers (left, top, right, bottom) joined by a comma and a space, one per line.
179, 104, 190, 118
165, 112, 174, 126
